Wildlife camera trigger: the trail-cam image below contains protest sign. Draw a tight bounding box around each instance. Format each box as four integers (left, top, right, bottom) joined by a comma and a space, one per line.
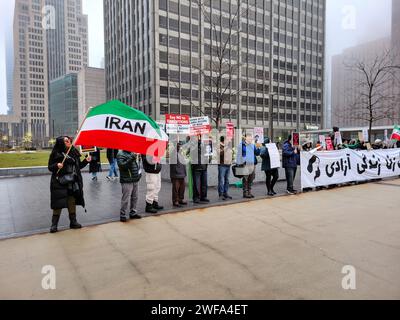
362, 129, 369, 142
266, 143, 281, 169
319, 135, 326, 150
165, 114, 190, 134
301, 148, 400, 189
190, 116, 211, 136
80, 146, 97, 153
253, 128, 264, 145
325, 137, 334, 151
334, 131, 343, 146
226, 122, 235, 140
292, 133, 300, 146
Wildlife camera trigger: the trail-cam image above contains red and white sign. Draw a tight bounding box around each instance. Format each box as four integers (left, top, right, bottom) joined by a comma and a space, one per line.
165, 114, 190, 134
325, 137, 334, 151
190, 116, 211, 136
226, 122, 235, 140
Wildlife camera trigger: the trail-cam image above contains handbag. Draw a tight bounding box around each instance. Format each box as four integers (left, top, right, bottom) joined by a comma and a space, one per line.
232, 163, 246, 178
57, 163, 77, 185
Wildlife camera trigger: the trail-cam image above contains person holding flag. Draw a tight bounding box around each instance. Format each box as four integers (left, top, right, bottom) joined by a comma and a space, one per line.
48, 136, 92, 233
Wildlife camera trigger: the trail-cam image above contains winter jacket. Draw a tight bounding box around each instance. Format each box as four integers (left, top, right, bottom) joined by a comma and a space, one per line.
236, 142, 260, 166
89, 149, 101, 173
170, 146, 187, 179
142, 156, 162, 174
48, 137, 88, 210
282, 140, 298, 168
260, 146, 273, 171
190, 140, 210, 171
219, 142, 233, 166
117, 151, 141, 183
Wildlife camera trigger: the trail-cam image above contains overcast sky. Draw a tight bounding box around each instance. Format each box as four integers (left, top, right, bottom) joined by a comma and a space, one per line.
0, 0, 394, 115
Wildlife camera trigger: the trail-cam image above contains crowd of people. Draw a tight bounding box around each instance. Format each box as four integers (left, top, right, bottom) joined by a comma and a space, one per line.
47, 132, 400, 233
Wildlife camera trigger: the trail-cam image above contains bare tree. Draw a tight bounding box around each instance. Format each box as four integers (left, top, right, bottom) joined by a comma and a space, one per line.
344, 49, 400, 142
166, 1, 254, 130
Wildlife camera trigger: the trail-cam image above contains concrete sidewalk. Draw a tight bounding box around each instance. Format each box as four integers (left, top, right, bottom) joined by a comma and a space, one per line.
0, 179, 399, 300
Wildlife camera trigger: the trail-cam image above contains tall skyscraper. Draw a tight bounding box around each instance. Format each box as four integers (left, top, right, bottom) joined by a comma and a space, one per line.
104, 0, 326, 136
46, 0, 89, 81
392, 0, 400, 51
13, 0, 49, 145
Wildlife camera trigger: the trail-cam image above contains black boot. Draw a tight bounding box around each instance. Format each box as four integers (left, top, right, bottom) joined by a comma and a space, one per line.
50, 215, 60, 233
69, 213, 82, 229
153, 201, 164, 211
146, 202, 158, 214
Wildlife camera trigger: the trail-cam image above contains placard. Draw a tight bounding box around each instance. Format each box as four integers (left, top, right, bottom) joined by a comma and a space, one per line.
226, 122, 235, 140
266, 143, 281, 169
190, 116, 211, 136
292, 132, 300, 147
253, 127, 264, 145
165, 114, 190, 134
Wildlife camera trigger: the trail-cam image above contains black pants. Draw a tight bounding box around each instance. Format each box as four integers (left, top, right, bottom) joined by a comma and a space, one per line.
265, 169, 279, 192
285, 167, 297, 191
192, 170, 208, 201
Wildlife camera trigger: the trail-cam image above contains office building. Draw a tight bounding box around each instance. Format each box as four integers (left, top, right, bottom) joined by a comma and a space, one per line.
104, 0, 326, 137
77, 67, 106, 125
46, 0, 89, 81
49, 73, 79, 137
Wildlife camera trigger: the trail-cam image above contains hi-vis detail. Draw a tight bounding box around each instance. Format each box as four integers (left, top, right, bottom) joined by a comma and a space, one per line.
74, 100, 168, 157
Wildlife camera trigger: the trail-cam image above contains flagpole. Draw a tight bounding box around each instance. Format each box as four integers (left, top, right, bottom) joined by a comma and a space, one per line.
57, 107, 93, 174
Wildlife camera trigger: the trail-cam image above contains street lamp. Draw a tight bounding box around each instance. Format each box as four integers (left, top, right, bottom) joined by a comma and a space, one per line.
269, 92, 277, 141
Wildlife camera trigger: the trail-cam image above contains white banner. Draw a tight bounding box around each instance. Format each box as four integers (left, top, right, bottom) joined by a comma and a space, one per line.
301, 148, 400, 189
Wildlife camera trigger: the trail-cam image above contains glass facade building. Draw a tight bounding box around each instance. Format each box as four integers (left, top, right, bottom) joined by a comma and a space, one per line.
104, 0, 325, 133
49, 74, 79, 137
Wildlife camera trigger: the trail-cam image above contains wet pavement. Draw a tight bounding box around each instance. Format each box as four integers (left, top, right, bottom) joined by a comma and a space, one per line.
0, 170, 301, 239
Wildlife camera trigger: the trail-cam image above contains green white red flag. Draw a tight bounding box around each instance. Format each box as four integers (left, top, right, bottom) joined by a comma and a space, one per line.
391, 125, 400, 141
74, 100, 168, 157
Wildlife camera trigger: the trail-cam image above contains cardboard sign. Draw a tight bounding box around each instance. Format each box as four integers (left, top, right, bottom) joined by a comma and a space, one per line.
325, 137, 334, 151
292, 132, 300, 147
190, 116, 211, 136
166, 114, 190, 134
334, 131, 343, 146
266, 143, 281, 169
80, 146, 97, 153
226, 122, 235, 140
253, 127, 264, 145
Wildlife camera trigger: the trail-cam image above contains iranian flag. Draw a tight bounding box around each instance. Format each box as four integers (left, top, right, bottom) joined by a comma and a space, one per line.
391, 125, 400, 141
74, 100, 168, 157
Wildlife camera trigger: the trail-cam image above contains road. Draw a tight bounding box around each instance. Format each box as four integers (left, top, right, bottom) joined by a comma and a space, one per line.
0, 179, 399, 299
0, 170, 300, 239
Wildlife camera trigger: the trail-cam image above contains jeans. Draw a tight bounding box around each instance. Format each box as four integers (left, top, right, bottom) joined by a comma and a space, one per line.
108, 159, 118, 177
285, 167, 297, 191
218, 165, 231, 196
265, 169, 279, 193
192, 170, 208, 201
120, 182, 138, 217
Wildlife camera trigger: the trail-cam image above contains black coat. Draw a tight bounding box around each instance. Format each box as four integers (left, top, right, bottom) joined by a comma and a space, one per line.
89, 150, 101, 173
48, 137, 89, 210
170, 146, 187, 179
142, 156, 162, 174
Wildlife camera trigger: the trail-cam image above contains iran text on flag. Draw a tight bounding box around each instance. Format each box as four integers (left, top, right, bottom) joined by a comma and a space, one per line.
74, 100, 168, 157
391, 125, 400, 141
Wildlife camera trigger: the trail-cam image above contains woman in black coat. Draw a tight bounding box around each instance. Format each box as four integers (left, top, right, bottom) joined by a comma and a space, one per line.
48, 136, 91, 233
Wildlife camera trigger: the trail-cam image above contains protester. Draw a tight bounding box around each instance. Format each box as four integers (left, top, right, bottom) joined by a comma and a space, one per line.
218, 136, 233, 200
190, 136, 210, 204
282, 134, 298, 195
116, 150, 142, 222
260, 137, 279, 196
106, 148, 119, 181
143, 155, 164, 213
372, 139, 383, 150
89, 148, 101, 181
237, 133, 260, 199
48, 136, 92, 233
170, 142, 188, 208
